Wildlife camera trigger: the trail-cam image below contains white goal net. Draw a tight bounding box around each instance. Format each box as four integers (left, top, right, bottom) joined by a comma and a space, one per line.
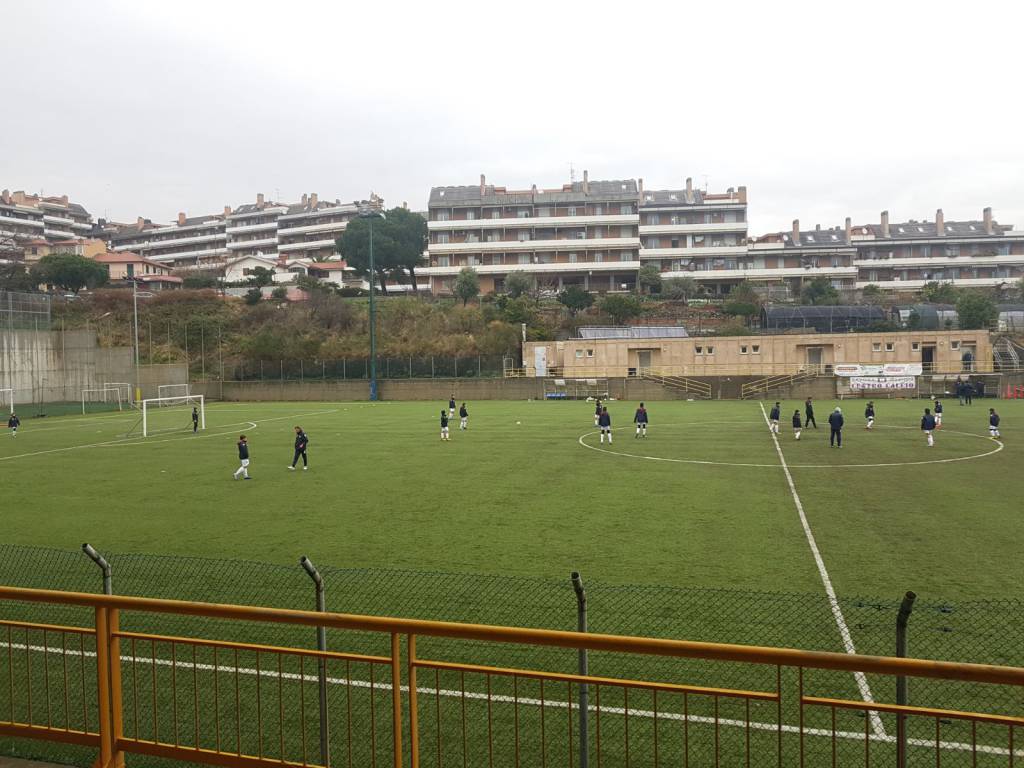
81, 387, 123, 414
133, 394, 205, 437
156, 383, 191, 405
103, 382, 134, 406
0, 388, 12, 415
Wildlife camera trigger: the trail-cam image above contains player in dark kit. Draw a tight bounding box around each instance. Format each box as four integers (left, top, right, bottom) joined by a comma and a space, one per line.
633, 402, 648, 438
233, 435, 251, 480
768, 402, 781, 434
7, 412, 20, 438
289, 426, 309, 470
864, 401, 875, 430
448, 396, 456, 418
459, 403, 469, 430
828, 407, 844, 447
598, 407, 612, 444
921, 408, 937, 447
989, 408, 1001, 439
804, 397, 817, 428
933, 399, 944, 428
792, 410, 802, 440
440, 410, 450, 441
192, 407, 199, 433
594, 399, 603, 426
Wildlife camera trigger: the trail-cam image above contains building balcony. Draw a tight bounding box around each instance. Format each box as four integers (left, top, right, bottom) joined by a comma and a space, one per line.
43, 214, 76, 227
639, 222, 747, 236
853, 254, 1024, 269
419, 260, 642, 277
427, 213, 638, 231
276, 221, 350, 237
640, 200, 746, 213
856, 276, 1019, 290
225, 221, 279, 235
661, 266, 858, 281
0, 214, 44, 228
115, 233, 227, 251
145, 247, 230, 262
641, 245, 748, 258
277, 238, 338, 252
43, 228, 76, 239
429, 237, 641, 254
226, 236, 278, 250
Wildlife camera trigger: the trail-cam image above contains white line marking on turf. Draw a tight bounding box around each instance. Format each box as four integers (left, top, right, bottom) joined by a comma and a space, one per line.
9, 639, 1017, 758
758, 402, 886, 739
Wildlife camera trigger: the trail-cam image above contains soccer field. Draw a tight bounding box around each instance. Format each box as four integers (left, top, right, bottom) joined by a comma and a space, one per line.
2, 397, 1020, 601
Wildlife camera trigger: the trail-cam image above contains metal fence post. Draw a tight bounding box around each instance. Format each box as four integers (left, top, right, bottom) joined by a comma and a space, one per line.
895, 590, 917, 768
571, 572, 588, 768
300, 556, 330, 767
83, 543, 112, 595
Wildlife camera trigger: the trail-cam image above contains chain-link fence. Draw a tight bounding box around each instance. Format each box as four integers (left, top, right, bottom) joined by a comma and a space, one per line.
220, 356, 508, 382
1, 544, 1021, 768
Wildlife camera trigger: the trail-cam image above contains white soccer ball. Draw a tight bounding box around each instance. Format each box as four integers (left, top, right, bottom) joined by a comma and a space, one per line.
516, 421, 521, 425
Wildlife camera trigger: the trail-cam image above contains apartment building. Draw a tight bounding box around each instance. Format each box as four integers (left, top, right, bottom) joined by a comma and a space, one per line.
110, 210, 231, 269
747, 218, 859, 296
639, 179, 749, 294
423, 173, 641, 295
0, 189, 93, 245
850, 209, 1024, 290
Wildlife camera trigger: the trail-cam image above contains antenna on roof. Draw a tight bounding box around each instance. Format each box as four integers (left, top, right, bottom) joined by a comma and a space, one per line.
569, 162, 575, 184
701, 175, 709, 193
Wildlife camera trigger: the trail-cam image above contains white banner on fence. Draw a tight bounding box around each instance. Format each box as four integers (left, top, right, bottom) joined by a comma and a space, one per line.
849, 376, 917, 390
836, 363, 923, 377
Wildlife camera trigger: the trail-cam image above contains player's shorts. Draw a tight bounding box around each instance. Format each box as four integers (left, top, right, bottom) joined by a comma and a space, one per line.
240, 459, 250, 468
600, 427, 610, 433
935, 414, 943, 424
867, 417, 874, 424
441, 427, 449, 434
923, 430, 932, 437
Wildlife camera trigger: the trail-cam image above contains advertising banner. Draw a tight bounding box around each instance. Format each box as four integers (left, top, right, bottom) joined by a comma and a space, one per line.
836, 363, 922, 377
849, 376, 917, 390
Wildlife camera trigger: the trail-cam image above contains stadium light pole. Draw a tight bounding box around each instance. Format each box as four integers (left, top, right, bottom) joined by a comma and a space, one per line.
359, 207, 386, 401
131, 280, 154, 403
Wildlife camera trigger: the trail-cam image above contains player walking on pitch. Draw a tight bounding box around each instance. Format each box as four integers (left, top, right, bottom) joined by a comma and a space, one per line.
792, 410, 802, 440
448, 395, 456, 418
594, 399, 603, 426
921, 408, 937, 447
233, 435, 252, 480
989, 408, 1001, 438
459, 403, 469, 430
933, 399, 943, 428
864, 401, 875, 430
598, 407, 612, 444
769, 402, 781, 434
828, 407, 844, 447
289, 426, 309, 470
804, 397, 817, 428
440, 409, 450, 441
633, 402, 648, 438
192, 407, 199, 433
7, 412, 19, 438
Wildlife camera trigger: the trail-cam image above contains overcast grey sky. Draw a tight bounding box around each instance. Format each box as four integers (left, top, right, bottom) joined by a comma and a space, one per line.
3, 0, 1022, 234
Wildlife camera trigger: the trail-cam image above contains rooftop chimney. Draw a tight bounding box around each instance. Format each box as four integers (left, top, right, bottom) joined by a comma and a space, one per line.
531, 184, 537, 194
301, 193, 308, 205
177, 212, 186, 226
223, 205, 232, 217
983, 207, 993, 234
880, 210, 890, 238
685, 177, 694, 203
815, 223, 821, 231
792, 219, 801, 245
257, 192, 265, 209
479, 174, 486, 195
737, 185, 747, 204
136, 216, 146, 231
845, 217, 852, 244
583, 169, 590, 195
935, 208, 945, 236
61, 195, 68, 205
1, 189, 9, 205
310, 192, 318, 208
403, 201, 408, 209
638, 177, 644, 196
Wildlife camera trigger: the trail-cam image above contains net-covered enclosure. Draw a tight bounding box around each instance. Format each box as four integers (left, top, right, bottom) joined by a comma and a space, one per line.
761, 305, 886, 333
891, 303, 959, 330
0, 290, 51, 330
997, 303, 1024, 331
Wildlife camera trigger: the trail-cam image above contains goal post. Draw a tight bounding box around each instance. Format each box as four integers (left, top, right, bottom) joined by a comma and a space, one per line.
81, 387, 123, 414
103, 382, 134, 406
139, 394, 204, 437
157, 384, 191, 405
0, 388, 12, 415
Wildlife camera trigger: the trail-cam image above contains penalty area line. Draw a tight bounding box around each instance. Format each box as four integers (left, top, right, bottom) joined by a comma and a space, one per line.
757, 401, 886, 739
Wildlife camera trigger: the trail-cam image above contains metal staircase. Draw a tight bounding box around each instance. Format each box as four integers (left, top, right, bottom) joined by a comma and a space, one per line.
639, 369, 712, 399
740, 369, 821, 400
993, 336, 1021, 372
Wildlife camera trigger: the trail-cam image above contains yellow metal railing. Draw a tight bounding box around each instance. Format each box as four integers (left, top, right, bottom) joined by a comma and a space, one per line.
740, 370, 823, 399
2, 586, 1023, 768
639, 368, 713, 399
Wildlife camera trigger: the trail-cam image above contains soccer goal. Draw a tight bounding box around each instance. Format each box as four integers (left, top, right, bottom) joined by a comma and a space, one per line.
157, 383, 191, 405
81, 387, 124, 414
134, 394, 205, 437
103, 382, 134, 406
0, 388, 12, 415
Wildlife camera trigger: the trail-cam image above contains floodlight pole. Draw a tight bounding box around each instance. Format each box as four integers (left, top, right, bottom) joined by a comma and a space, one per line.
132, 279, 141, 402
360, 208, 385, 402
300, 556, 330, 767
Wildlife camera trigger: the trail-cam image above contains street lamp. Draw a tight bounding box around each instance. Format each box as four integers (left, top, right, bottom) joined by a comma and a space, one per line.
131, 280, 154, 402
358, 207, 386, 401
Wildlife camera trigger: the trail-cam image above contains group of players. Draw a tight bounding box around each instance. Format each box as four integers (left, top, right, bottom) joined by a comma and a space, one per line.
593, 399, 648, 443
767, 396, 1002, 448
439, 395, 469, 440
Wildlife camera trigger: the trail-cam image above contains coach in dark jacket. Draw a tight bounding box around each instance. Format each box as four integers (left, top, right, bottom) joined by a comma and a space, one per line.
827, 407, 845, 448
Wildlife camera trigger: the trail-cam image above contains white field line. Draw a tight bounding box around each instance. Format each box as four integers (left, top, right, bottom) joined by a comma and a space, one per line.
0, 409, 338, 462
6, 639, 1017, 758
757, 402, 886, 739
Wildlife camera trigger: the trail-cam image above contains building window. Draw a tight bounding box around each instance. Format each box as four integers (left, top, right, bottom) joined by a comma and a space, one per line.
518, 231, 530, 242
648, 214, 660, 225
706, 346, 714, 355
740, 345, 748, 354
537, 207, 549, 217
568, 253, 578, 263
872, 342, 882, 352
885, 342, 894, 352
567, 207, 577, 217
437, 233, 449, 244
951, 341, 961, 350
620, 204, 632, 215
575, 231, 586, 240
620, 253, 632, 262
695, 345, 703, 354
438, 256, 450, 267
575, 350, 584, 359
912, 342, 920, 351
437, 212, 449, 221
593, 252, 603, 262
517, 210, 530, 219
519, 254, 530, 265
586, 349, 594, 358
752, 345, 760, 354
491, 210, 500, 219
593, 205, 603, 215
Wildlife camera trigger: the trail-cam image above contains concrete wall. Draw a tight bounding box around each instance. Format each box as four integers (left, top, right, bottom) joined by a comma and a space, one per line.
0, 328, 187, 405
